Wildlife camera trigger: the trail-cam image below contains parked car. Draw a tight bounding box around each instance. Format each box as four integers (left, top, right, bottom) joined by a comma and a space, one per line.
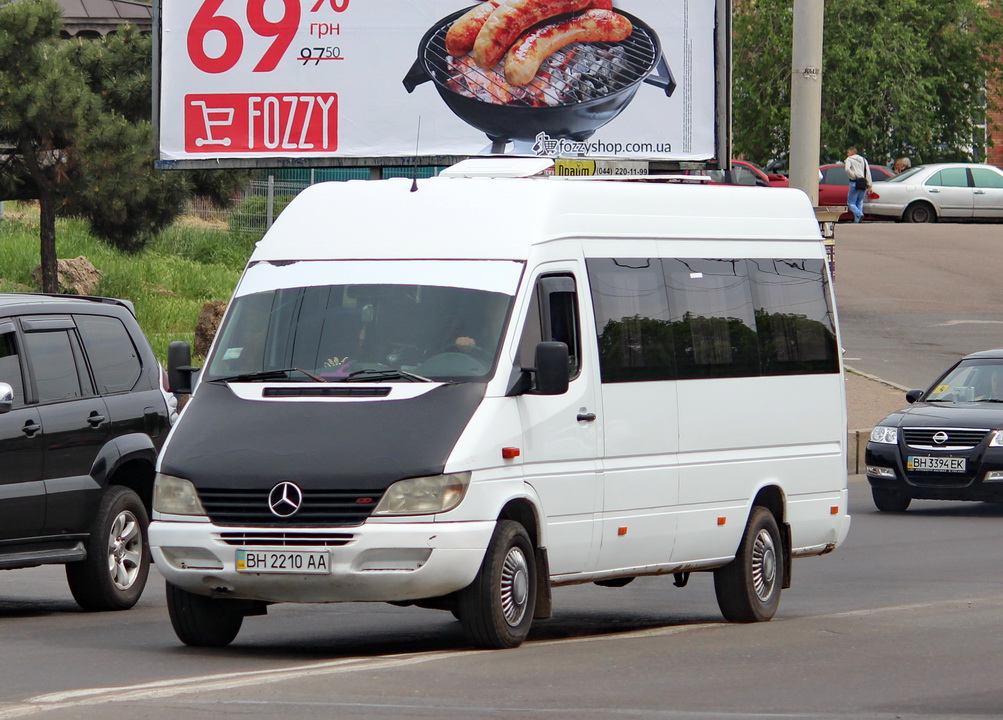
864, 163, 1003, 223
0, 294, 176, 609
866, 349, 1003, 512
818, 163, 894, 220
685, 160, 789, 187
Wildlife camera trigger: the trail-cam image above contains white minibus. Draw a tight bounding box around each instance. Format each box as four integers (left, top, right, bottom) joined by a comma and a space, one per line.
152, 160, 850, 649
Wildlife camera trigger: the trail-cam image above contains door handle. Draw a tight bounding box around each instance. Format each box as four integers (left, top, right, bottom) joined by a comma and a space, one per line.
87, 413, 107, 427
21, 420, 40, 437
577, 412, 597, 422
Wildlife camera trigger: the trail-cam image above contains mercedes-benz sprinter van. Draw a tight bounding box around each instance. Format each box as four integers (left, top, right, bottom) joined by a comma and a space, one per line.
152, 160, 850, 649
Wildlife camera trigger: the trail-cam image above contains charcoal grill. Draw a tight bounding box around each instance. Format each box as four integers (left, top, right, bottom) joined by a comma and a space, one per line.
403, 7, 675, 147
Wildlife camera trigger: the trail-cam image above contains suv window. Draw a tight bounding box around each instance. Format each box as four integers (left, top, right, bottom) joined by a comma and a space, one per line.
0, 330, 25, 407
76, 315, 142, 393
23, 331, 84, 403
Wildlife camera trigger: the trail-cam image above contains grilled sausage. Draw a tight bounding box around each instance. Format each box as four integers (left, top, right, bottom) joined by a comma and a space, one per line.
472, 0, 593, 68
445, 1, 504, 57
503, 9, 632, 86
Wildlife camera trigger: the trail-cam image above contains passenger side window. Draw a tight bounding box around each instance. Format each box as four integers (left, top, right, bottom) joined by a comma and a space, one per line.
76, 315, 142, 393
664, 259, 760, 379
517, 274, 582, 379
588, 259, 675, 382
927, 168, 969, 188
23, 331, 84, 403
971, 168, 1003, 189
747, 259, 839, 375
586, 257, 840, 383
0, 330, 25, 407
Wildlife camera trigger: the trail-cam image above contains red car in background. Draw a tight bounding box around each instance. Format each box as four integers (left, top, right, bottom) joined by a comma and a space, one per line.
686, 160, 790, 187
819, 163, 894, 220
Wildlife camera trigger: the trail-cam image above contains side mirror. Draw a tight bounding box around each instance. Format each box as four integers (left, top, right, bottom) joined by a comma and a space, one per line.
905, 389, 924, 404
533, 341, 569, 396
167, 340, 199, 394
0, 381, 12, 414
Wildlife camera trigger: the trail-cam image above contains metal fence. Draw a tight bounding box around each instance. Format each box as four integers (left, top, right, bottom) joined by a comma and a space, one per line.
186, 167, 446, 235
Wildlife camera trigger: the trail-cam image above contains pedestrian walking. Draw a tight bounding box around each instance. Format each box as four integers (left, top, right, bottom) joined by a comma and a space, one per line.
844, 147, 871, 223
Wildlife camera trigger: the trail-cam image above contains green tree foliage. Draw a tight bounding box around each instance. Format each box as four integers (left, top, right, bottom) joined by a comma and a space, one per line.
734, 0, 1003, 167
0, 2, 248, 287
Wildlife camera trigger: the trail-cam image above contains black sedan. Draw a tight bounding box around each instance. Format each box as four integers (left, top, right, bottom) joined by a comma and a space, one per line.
866, 349, 1003, 511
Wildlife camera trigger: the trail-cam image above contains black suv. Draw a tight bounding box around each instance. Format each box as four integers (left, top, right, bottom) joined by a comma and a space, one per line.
0, 294, 175, 609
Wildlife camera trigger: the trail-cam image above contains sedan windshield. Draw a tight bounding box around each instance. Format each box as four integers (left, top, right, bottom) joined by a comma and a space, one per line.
204, 261, 520, 383
924, 360, 1003, 403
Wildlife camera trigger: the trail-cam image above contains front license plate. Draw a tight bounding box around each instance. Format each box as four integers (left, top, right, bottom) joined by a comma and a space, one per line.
236, 549, 331, 574
907, 456, 966, 473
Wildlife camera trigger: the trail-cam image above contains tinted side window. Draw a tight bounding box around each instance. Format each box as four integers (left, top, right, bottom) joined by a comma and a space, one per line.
587, 259, 675, 382
0, 331, 25, 407
664, 259, 760, 379
516, 274, 581, 380
971, 168, 1003, 189
76, 315, 142, 393
748, 259, 840, 375
823, 167, 848, 185
928, 168, 969, 188
24, 331, 83, 403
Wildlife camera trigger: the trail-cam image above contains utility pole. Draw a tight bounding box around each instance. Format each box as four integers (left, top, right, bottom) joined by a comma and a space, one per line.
788, 0, 823, 207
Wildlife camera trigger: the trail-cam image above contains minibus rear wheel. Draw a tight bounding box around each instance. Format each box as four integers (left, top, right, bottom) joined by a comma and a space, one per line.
458, 519, 537, 649
713, 506, 783, 623
166, 582, 243, 647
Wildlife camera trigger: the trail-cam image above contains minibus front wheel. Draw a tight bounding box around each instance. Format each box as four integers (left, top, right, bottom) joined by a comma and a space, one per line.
713, 506, 783, 623
166, 582, 245, 647
458, 519, 537, 649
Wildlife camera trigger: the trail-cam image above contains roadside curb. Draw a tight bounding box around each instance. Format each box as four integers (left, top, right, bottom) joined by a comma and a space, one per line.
844, 365, 910, 475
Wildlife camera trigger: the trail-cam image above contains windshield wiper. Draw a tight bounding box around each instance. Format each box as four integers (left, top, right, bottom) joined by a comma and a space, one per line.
210, 367, 327, 383
977, 398, 1003, 403
342, 368, 432, 383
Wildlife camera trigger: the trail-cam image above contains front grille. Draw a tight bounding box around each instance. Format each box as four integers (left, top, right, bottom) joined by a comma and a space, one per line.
199, 487, 381, 527
902, 427, 989, 450
217, 531, 354, 547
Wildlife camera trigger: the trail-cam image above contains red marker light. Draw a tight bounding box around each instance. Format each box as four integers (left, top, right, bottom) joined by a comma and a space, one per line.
502, 447, 521, 459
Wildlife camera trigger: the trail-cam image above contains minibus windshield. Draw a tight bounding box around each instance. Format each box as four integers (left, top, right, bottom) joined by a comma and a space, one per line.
204, 261, 521, 384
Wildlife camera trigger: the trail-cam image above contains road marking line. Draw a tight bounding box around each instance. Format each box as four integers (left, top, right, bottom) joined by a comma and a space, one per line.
3, 598, 1002, 718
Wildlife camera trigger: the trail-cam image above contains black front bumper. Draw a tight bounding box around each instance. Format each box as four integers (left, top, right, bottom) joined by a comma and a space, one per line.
865, 442, 1003, 502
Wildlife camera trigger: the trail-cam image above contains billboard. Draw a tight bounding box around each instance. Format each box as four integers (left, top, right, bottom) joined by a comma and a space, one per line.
156, 0, 724, 167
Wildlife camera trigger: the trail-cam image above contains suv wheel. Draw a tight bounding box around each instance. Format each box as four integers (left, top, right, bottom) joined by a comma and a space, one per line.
66, 486, 151, 611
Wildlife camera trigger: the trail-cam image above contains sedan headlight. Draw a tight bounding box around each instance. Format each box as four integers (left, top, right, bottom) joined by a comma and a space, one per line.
153, 473, 207, 516
373, 472, 470, 516
989, 431, 1003, 447
870, 426, 899, 444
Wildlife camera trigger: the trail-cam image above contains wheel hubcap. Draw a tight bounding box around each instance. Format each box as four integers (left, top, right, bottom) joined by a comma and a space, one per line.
751, 529, 777, 602
500, 546, 529, 627
107, 510, 142, 591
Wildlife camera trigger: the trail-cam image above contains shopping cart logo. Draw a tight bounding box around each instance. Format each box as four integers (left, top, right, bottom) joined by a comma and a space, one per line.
184, 93, 338, 154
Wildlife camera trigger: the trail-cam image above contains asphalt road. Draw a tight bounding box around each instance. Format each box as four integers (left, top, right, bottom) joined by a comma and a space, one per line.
3, 481, 1003, 720
833, 221, 1003, 389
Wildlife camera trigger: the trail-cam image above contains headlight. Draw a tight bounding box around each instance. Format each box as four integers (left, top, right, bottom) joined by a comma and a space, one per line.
990, 431, 1003, 447
372, 472, 470, 516
870, 426, 899, 444
153, 473, 207, 516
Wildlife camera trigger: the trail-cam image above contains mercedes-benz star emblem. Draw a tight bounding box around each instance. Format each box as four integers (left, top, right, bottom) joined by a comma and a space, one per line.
268, 482, 303, 518
933, 432, 949, 445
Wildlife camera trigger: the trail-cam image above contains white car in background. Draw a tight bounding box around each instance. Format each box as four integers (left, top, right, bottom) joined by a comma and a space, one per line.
863, 162, 1003, 223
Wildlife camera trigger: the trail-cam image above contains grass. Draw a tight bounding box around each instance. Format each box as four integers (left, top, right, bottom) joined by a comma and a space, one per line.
0, 203, 256, 363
